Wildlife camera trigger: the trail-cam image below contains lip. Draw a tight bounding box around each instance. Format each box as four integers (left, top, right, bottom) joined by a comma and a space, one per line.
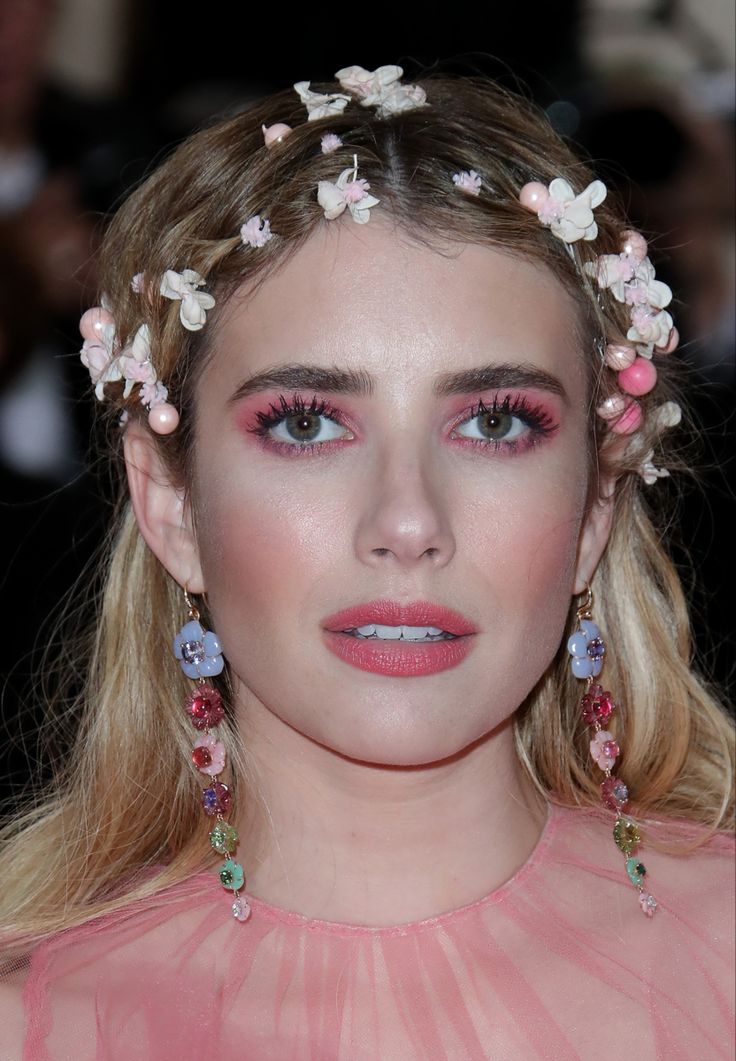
321, 600, 478, 677
322, 600, 478, 637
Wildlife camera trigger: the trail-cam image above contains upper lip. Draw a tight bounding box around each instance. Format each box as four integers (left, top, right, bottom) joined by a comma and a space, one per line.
322, 600, 478, 636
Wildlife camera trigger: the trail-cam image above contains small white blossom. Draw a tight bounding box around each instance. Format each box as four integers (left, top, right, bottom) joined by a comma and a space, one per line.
317, 156, 380, 225
293, 81, 350, 121
159, 269, 215, 331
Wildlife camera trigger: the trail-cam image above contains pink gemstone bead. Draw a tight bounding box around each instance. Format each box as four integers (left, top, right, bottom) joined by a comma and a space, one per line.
618, 357, 658, 396
610, 399, 642, 435
79, 306, 114, 342
604, 343, 637, 371
519, 181, 549, 214
148, 403, 180, 434
601, 739, 620, 760
232, 897, 252, 922
187, 685, 224, 730
601, 775, 629, 811
656, 326, 679, 355
192, 746, 212, 769
262, 123, 292, 148
621, 229, 648, 260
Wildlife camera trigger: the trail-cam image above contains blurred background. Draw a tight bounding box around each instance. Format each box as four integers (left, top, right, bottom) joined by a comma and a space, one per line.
1, 0, 733, 803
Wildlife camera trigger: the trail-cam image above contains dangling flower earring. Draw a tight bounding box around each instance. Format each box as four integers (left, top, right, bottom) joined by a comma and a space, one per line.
173, 589, 251, 922
567, 586, 658, 917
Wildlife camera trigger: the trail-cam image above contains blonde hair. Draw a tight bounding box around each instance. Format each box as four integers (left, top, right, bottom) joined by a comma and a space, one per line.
1, 73, 733, 955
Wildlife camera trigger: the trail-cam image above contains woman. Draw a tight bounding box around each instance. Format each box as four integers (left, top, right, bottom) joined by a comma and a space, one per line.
1, 66, 733, 1059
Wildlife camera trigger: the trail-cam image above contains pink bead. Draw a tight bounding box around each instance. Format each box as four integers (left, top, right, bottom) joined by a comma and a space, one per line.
596, 394, 627, 422
656, 326, 679, 355
148, 403, 180, 434
621, 229, 648, 260
519, 181, 549, 214
262, 123, 292, 148
79, 306, 114, 342
618, 356, 658, 396
610, 399, 642, 435
604, 343, 636, 371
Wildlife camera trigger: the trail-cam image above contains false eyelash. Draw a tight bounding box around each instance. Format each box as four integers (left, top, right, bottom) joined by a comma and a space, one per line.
249, 392, 343, 437
461, 392, 556, 437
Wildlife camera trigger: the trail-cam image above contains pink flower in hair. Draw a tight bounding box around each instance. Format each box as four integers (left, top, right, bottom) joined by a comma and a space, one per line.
317, 155, 380, 224
140, 380, 169, 410
240, 215, 273, 248
452, 170, 482, 196
321, 133, 342, 154
521, 178, 606, 243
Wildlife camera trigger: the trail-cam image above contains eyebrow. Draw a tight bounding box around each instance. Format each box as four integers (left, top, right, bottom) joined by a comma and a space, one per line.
228, 362, 568, 403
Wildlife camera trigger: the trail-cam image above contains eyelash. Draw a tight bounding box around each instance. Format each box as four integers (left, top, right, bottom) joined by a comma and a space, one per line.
247, 392, 557, 458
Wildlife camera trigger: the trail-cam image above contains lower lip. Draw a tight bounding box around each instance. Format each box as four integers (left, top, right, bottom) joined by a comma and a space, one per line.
322, 631, 476, 676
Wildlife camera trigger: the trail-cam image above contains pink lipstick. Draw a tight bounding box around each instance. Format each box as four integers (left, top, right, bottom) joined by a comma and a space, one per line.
321, 600, 478, 677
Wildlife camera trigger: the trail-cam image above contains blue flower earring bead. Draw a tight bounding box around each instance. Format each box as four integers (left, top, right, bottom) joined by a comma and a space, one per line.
173, 590, 251, 922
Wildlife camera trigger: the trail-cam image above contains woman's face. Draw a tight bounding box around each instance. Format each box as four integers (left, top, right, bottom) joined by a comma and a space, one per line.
187, 221, 607, 765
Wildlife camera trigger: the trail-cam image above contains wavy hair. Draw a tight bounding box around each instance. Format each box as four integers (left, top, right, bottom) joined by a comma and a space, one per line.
1, 72, 733, 956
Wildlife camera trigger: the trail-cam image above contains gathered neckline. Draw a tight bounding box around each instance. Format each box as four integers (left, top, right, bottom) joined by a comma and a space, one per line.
196, 799, 563, 937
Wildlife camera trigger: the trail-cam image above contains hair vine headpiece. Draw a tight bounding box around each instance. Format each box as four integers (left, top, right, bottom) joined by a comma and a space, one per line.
519, 177, 681, 481
79, 64, 681, 477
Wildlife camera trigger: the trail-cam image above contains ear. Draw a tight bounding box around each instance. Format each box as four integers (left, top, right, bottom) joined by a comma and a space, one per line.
123, 423, 205, 593
572, 480, 616, 595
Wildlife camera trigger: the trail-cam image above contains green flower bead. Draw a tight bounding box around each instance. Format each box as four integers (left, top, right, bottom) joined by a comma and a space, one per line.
626, 857, 647, 885
219, 859, 245, 891
613, 817, 641, 855
210, 822, 239, 855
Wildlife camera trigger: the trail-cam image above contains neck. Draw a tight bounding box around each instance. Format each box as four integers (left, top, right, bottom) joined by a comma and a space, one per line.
234, 695, 547, 926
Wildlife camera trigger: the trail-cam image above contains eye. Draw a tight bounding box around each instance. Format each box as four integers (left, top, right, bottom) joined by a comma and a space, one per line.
453, 405, 528, 443
451, 394, 551, 448
249, 394, 353, 449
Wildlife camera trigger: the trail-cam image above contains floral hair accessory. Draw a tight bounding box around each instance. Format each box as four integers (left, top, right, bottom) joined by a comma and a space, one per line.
519, 178, 607, 243
335, 64, 427, 117
262, 122, 292, 148
452, 170, 482, 196
293, 81, 350, 121
317, 154, 380, 224
240, 215, 273, 248
321, 133, 343, 154
160, 269, 216, 331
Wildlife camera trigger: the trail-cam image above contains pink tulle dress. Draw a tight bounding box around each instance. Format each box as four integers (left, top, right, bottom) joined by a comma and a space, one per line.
3, 803, 734, 1060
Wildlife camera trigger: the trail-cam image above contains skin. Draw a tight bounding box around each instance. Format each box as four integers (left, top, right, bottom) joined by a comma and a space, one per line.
126, 220, 614, 925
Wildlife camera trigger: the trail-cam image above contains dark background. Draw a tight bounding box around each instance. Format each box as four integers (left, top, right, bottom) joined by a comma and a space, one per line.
1, 2, 733, 806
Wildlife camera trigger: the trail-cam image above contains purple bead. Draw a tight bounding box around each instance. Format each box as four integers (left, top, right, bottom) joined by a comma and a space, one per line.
587, 637, 606, 661
202, 782, 231, 817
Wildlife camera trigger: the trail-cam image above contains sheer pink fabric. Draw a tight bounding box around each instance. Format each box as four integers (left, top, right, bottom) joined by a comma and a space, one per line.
3, 804, 734, 1059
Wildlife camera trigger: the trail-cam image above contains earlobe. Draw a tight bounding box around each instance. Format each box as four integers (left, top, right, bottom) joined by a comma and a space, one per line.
123, 424, 205, 593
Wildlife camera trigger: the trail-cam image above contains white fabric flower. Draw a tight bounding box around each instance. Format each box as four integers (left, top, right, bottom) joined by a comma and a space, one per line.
80, 316, 119, 400
118, 324, 156, 398
627, 306, 674, 357
159, 269, 216, 331
639, 451, 671, 485
651, 400, 682, 432
335, 65, 427, 117
537, 178, 607, 243
293, 81, 350, 121
240, 215, 273, 248
592, 253, 672, 309
317, 156, 380, 224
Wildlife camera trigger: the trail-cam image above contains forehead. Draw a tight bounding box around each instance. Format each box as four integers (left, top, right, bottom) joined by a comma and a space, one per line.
210, 220, 587, 395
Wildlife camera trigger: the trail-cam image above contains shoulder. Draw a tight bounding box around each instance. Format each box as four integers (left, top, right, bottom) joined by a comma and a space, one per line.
0, 965, 29, 1059
551, 802, 735, 930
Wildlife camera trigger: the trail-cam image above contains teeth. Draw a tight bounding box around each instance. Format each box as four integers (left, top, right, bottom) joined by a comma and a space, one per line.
348, 624, 452, 641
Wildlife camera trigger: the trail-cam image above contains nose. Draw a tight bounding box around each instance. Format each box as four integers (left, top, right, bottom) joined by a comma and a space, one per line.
354, 447, 456, 569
